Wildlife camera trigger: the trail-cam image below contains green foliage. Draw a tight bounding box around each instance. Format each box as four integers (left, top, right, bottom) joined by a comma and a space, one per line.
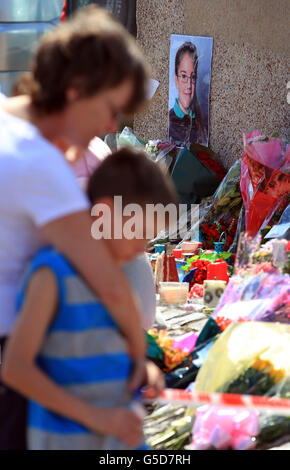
223, 367, 276, 396
182, 251, 232, 273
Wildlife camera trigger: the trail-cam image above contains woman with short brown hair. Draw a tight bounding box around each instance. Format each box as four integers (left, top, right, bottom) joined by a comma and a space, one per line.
0, 6, 154, 449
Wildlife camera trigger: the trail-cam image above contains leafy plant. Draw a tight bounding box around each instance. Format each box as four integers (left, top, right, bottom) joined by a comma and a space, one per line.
182, 251, 232, 274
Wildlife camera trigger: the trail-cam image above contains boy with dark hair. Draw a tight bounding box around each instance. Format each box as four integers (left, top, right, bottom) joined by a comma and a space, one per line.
2, 148, 177, 450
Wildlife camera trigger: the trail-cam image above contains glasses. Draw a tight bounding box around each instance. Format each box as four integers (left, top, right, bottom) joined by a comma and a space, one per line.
177, 73, 196, 84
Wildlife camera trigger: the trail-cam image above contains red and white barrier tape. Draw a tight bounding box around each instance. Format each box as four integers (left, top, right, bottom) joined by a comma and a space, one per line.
147, 389, 290, 416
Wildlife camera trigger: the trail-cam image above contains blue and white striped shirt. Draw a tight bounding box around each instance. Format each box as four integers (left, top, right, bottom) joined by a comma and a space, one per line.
17, 247, 146, 450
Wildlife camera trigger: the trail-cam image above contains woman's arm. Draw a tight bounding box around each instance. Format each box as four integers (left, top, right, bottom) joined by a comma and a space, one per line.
2, 268, 143, 447
41, 210, 146, 388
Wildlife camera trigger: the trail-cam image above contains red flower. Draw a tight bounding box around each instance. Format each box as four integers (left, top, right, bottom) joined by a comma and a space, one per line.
215, 315, 249, 331
251, 262, 276, 274
190, 259, 209, 284
198, 153, 226, 182
215, 316, 233, 331
189, 284, 204, 298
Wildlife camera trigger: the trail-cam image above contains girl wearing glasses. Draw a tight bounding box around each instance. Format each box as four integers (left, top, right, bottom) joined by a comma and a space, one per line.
169, 41, 207, 147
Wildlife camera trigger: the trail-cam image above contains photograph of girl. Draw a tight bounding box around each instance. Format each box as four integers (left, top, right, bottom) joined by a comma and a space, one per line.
168, 35, 213, 148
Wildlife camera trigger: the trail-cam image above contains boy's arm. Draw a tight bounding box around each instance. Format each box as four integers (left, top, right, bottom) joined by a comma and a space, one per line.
1, 267, 143, 447
41, 211, 146, 389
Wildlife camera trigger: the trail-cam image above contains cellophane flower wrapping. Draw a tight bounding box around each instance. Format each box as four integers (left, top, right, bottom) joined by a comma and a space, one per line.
241, 130, 290, 237
195, 321, 290, 394
178, 160, 243, 250
234, 232, 290, 275
212, 233, 290, 327
213, 272, 290, 328
189, 142, 226, 183
263, 201, 290, 241
192, 405, 259, 450
193, 322, 290, 450
117, 126, 146, 149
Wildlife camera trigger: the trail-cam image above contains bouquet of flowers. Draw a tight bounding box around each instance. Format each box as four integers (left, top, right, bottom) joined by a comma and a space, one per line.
145, 140, 178, 172
193, 322, 290, 450
144, 406, 195, 450
183, 251, 232, 275
234, 232, 290, 275
213, 272, 290, 329
241, 130, 290, 237
208, 159, 243, 220
187, 259, 210, 285
145, 140, 160, 160
116, 128, 178, 171
117, 126, 146, 148
188, 283, 204, 299
201, 217, 238, 250
196, 322, 290, 394
189, 143, 226, 182
182, 251, 232, 289
178, 159, 243, 252
212, 234, 290, 331
197, 152, 226, 182
147, 329, 188, 371
260, 199, 290, 240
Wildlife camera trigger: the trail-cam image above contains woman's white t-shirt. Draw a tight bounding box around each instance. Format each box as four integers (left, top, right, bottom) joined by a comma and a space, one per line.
0, 105, 89, 336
